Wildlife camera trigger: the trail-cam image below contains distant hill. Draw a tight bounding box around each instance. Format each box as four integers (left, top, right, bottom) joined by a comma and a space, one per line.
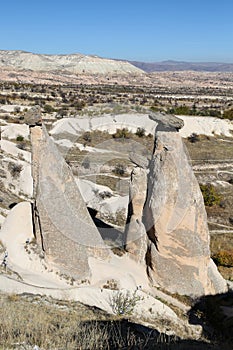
0, 50, 144, 75
129, 60, 233, 72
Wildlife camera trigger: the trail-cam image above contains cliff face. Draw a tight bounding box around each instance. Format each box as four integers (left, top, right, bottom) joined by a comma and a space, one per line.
125, 120, 227, 297
31, 125, 111, 281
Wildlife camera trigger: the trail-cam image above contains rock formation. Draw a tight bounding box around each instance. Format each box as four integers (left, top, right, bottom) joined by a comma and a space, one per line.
124, 167, 148, 263
24, 105, 42, 126
24, 107, 227, 294
30, 124, 111, 281
125, 114, 227, 296
149, 112, 184, 132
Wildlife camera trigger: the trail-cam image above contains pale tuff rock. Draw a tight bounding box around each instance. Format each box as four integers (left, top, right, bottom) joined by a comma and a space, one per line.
31, 125, 111, 280
0, 50, 144, 75
149, 112, 184, 131
0, 202, 34, 270
125, 167, 148, 263
129, 152, 149, 169
1, 123, 30, 140
125, 123, 227, 296
144, 131, 227, 296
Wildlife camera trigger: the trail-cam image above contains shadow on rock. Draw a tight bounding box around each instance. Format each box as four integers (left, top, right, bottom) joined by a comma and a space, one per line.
88, 207, 125, 249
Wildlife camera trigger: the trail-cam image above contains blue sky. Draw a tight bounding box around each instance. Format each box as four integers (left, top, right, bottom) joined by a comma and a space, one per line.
1, 0, 233, 62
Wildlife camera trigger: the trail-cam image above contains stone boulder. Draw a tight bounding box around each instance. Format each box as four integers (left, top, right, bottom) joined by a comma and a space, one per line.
24, 106, 42, 126
31, 125, 111, 281
149, 112, 184, 132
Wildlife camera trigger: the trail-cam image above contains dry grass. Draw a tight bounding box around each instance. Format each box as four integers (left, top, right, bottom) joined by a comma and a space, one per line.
184, 136, 233, 163
0, 293, 111, 349
0, 293, 180, 350
0, 291, 222, 350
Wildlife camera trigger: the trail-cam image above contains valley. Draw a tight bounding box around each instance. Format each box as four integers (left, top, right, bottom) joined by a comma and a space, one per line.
0, 54, 233, 349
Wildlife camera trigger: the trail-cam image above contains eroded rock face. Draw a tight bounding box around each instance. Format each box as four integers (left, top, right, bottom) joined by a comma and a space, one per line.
125, 127, 227, 296
144, 131, 227, 296
124, 167, 148, 263
149, 112, 184, 132
31, 125, 111, 281
24, 106, 42, 126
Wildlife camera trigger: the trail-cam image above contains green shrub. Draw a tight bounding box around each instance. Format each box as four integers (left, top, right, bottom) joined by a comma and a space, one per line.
110, 290, 143, 316
135, 127, 145, 138
112, 128, 131, 139
222, 108, 233, 120
44, 104, 55, 113
16, 135, 24, 142
169, 105, 191, 115
200, 184, 221, 206
72, 100, 86, 110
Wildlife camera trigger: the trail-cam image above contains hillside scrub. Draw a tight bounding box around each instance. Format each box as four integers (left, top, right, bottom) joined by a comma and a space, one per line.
213, 250, 233, 267
200, 184, 221, 207
222, 108, 233, 120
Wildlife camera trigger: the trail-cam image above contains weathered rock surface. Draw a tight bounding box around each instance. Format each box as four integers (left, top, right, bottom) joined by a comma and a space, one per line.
125, 167, 148, 263
144, 131, 227, 296
149, 112, 184, 131
24, 106, 42, 126
31, 125, 111, 280
129, 152, 149, 169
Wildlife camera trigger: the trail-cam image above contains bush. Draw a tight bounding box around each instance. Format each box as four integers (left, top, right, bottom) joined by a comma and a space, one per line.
110, 290, 143, 316
187, 133, 200, 143
98, 191, 112, 199
72, 100, 86, 110
14, 106, 21, 113
222, 108, 233, 120
135, 127, 145, 138
113, 163, 125, 176
16, 135, 24, 142
200, 184, 221, 206
83, 132, 92, 144
57, 108, 68, 117
169, 105, 191, 115
213, 250, 233, 267
8, 163, 23, 178
44, 104, 55, 113
112, 128, 131, 139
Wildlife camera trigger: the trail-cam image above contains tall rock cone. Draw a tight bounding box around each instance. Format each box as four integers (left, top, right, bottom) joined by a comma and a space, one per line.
30, 124, 111, 281
144, 130, 227, 296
